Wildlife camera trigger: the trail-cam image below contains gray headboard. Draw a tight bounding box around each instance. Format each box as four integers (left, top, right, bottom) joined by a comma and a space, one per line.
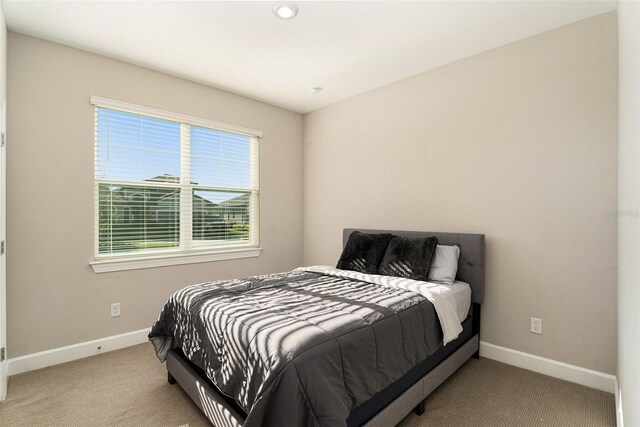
343, 229, 485, 304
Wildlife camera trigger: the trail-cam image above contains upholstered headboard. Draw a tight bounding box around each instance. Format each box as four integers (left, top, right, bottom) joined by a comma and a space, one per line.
343, 229, 486, 304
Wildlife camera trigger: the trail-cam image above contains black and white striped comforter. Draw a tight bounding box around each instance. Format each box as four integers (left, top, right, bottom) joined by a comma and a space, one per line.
149, 266, 462, 427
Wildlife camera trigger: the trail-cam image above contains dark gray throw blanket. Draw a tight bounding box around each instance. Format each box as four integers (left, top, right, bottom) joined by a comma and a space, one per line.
149, 267, 450, 427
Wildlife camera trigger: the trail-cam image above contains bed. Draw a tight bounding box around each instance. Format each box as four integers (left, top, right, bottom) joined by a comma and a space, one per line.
149, 228, 485, 427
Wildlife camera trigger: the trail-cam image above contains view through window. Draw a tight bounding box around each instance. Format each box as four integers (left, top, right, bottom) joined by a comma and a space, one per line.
95, 105, 259, 259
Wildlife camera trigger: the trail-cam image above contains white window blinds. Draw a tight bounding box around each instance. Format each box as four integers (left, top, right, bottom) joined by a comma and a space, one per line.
93, 99, 260, 260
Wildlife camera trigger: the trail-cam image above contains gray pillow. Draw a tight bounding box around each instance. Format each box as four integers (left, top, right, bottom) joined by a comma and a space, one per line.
427, 245, 461, 285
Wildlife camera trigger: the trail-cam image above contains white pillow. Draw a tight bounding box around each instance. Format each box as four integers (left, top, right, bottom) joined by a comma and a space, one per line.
427, 245, 460, 285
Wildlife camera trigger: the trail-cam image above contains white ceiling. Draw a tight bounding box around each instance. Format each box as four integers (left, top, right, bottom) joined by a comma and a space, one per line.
3, 1, 616, 113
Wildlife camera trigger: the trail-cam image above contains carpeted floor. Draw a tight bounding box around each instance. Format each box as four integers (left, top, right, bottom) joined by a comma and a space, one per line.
0, 344, 615, 427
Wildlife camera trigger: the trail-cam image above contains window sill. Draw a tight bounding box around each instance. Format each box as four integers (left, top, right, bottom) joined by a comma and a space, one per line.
90, 247, 262, 273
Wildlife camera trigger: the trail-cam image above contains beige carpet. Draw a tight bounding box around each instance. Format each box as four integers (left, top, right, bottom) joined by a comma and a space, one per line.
0, 344, 615, 427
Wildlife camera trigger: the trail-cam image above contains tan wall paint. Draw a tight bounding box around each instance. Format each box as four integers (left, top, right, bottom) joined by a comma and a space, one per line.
0, 2, 7, 397
0, 9, 6, 100
617, 2, 640, 424
303, 12, 618, 374
6, 32, 303, 358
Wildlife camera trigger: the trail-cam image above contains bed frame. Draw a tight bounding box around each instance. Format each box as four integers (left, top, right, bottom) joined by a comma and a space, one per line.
165, 228, 485, 427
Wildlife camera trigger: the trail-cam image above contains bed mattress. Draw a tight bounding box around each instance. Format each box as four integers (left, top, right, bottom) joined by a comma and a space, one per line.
451, 280, 472, 322
347, 313, 474, 426
150, 266, 465, 427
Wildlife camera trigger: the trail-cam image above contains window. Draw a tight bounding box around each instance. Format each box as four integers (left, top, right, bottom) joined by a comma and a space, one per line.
92, 97, 260, 271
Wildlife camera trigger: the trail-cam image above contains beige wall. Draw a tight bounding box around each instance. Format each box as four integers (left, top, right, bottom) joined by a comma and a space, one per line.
303, 12, 618, 374
6, 32, 303, 358
6, 12, 619, 377
617, 1, 640, 424
0, 8, 5, 100
0, 2, 7, 398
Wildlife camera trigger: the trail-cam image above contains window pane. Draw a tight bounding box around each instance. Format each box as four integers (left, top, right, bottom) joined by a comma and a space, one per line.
98, 183, 179, 254
190, 126, 251, 189
96, 108, 181, 182
192, 190, 250, 242
95, 103, 259, 259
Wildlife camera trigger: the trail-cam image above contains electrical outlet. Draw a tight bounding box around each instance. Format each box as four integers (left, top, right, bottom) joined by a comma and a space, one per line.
530, 317, 542, 334
111, 303, 121, 317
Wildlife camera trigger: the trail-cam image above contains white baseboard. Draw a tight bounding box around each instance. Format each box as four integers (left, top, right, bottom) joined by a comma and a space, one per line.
615, 378, 624, 427
480, 341, 616, 394
5, 333, 617, 397
8, 328, 150, 376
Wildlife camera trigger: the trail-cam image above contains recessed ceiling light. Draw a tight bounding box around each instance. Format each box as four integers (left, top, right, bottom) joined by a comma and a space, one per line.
273, 2, 298, 20
309, 87, 322, 94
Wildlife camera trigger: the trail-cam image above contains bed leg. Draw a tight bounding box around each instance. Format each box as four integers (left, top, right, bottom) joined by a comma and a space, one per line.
168, 371, 177, 385
472, 303, 481, 360
413, 400, 426, 416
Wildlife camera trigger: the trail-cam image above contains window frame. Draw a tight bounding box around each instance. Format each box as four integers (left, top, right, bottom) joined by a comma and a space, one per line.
90, 97, 262, 273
